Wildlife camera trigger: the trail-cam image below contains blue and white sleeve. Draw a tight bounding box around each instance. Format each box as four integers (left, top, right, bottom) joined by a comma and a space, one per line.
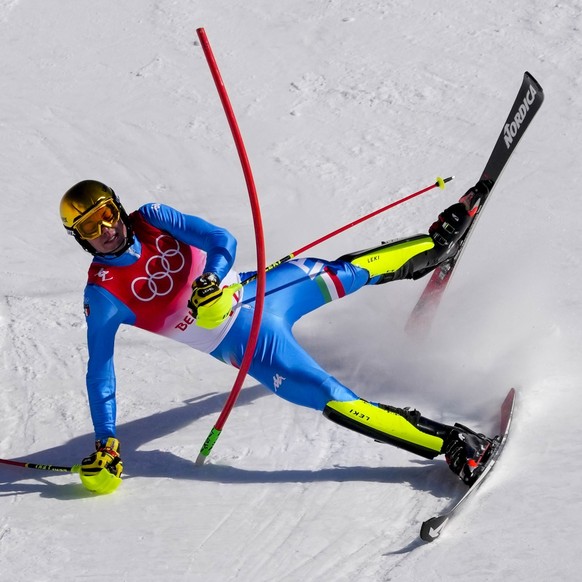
84, 284, 135, 442
139, 203, 237, 282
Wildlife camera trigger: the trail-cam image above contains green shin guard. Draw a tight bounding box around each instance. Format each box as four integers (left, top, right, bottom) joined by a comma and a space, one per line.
323, 399, 447, 459
337, 234, 440, 283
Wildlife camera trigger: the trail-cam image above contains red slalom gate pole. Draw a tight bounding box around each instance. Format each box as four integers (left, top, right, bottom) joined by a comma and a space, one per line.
195, 28, 267, 464
240, 176, 453, 286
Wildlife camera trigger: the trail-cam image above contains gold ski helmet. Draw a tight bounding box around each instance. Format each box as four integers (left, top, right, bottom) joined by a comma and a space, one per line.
60, 180, 133, 256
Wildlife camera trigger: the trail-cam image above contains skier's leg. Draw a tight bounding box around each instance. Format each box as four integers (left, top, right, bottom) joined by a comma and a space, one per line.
323, 400, 492, 486
235, 190, 483, 320
323, 398, 494, 483
212, 308, 361, 409
337, 194, 483, 283
212, 308, 459, 462
322, 399, 450, 459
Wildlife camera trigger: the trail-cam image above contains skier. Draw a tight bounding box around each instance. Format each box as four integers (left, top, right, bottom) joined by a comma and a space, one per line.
60, 179, 493, 493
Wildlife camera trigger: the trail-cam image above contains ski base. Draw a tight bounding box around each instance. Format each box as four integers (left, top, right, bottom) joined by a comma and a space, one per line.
420, 387, 516, 542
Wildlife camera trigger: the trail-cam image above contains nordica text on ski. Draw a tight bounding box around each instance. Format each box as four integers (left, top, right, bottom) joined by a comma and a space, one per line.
503, 84, 538, 149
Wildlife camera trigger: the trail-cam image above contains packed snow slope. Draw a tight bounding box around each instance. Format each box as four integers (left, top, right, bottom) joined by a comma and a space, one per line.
1, 1, 581, 580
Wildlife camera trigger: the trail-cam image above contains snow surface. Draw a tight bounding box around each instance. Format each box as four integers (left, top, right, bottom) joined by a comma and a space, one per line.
1, 1, 580, 580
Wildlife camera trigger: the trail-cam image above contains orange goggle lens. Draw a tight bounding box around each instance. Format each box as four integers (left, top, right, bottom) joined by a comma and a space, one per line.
74, 200, 121, 240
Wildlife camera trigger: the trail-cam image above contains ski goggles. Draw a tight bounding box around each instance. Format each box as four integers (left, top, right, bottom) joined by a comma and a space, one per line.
72, 199, 121, 240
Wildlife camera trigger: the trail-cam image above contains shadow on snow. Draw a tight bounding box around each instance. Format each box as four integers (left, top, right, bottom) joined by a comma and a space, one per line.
0, 384, 462, 503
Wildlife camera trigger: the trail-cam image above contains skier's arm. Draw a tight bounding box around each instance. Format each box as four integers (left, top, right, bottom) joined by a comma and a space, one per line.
138, 203, 237, 282
84, 284, 135, 443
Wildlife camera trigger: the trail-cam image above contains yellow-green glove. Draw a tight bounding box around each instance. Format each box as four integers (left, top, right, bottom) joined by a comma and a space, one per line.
195, 282, 242, 329
188, 273, 223, 315
79, 437, 123, 494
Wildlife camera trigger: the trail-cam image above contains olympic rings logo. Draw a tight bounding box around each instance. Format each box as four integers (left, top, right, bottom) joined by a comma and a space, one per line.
131, 235, 186, 302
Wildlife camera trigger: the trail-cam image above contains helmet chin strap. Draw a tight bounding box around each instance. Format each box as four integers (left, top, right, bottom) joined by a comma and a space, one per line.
92, 227, 134, 258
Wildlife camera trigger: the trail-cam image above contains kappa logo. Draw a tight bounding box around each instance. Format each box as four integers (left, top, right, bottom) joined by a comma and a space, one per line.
131, 235, 186, 302
273, 374, 286, 391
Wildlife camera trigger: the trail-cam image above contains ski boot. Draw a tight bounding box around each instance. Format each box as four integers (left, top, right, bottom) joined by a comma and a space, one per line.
443, 424, 495, 486
459, 179, 494, 217
428, 202, 472, 258
390, 198, 474, 280
429, 178, 495, 253
419, 178, 494, 272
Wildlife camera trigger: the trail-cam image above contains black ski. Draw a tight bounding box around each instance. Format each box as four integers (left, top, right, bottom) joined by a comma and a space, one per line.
420, 388, 516, 542
406, 72, 545, 334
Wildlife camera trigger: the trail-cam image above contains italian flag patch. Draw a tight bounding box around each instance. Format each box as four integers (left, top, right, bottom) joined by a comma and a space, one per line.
316, 266, 346, 303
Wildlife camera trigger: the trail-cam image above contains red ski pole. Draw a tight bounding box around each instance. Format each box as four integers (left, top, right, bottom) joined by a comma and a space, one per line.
195, 28, 266, 464
240, 176, 453, 286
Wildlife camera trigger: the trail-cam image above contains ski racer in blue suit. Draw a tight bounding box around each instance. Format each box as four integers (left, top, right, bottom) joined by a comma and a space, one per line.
60, 179, 494, 493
